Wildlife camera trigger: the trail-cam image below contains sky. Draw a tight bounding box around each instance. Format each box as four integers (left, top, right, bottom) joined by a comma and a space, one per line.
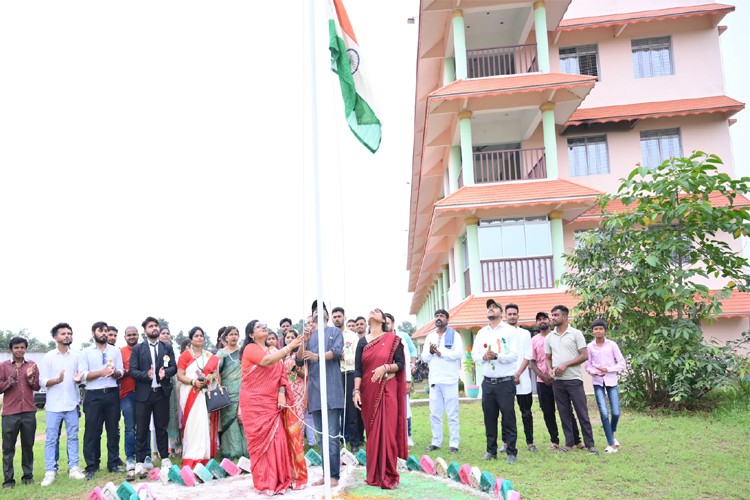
0, 1, 748, 348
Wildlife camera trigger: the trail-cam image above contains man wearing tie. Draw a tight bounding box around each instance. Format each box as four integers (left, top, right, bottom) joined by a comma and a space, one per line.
128, 317, 177, 477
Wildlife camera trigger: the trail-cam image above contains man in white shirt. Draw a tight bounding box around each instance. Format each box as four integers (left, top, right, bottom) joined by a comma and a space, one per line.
505, 304, 536, 453
421, 309, 463, 454
39, 323, 86, 487
332, 306, 363, 452
471, 299, 525, 464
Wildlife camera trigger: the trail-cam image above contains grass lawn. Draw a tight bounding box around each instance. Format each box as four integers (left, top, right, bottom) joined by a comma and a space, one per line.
3, 396, 749, 499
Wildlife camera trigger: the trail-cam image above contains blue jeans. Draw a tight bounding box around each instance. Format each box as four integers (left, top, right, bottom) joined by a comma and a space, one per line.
593, 385, 620, 446
311, 409, 342, 480
45, 410, 80, 472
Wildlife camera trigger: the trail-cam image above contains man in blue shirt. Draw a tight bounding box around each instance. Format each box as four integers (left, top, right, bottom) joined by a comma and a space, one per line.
298, 301, 344, 487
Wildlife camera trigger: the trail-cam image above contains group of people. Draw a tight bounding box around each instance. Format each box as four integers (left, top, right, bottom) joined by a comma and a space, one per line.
421, 301, 625, 464
0, 304, 417, 494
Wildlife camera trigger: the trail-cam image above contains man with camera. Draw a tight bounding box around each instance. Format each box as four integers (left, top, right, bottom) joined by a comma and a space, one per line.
420, 309, 463, 454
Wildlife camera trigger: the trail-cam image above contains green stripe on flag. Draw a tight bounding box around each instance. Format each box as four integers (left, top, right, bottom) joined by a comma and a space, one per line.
329, 19, 382, 154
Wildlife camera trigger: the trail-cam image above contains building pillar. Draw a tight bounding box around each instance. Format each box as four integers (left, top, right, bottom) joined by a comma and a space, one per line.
452, 10, 468, 80
443, 57, 456, 85
465, 217, 482, 295
533, 1, 550, 73
540, 102, 558, 179
448, 145, 461, 193
454, 236, 467, 299
461, 329, 475, 386
441, 265, 450, 309
549, 210, 565, 286
459, 111, 475, 186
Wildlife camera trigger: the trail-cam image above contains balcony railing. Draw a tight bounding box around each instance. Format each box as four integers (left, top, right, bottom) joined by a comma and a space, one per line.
473, 148, 546, 183
467, 44, 539, 78
481, 256, 554, 292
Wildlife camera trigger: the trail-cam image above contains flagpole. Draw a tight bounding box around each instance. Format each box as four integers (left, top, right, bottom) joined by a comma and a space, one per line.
306, 0, 332, 498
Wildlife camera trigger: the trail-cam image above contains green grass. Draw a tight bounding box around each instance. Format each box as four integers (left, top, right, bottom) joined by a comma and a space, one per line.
3, 395, 749, 499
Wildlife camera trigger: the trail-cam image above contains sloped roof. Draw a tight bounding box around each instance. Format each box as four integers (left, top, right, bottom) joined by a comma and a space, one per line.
566, 96, 745, 126
578, 191, 750, 220
558, 3, 735, 31
436, 179, 602, 211
430, 73, 596, 101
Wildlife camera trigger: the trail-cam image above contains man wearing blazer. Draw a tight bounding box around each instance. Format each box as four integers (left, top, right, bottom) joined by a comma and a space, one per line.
128, 316, 177, 477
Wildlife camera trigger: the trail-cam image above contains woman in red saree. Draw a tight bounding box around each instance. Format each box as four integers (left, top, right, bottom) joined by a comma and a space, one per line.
176, 326, 220, 468
353, 309, 408, 490
239, 320, 307, 496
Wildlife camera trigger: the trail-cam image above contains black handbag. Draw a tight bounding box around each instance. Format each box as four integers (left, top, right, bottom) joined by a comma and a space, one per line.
205, 385, 231, 412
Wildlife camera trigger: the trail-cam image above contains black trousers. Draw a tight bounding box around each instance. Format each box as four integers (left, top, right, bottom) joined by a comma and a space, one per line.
342, 371, 363, 446
136, 390, 169, 463
82, 388, 121, 472
537, 381, 582, 445
2, 411, 36, 485
516, 393, 534, 445
481, 378, 517, 456
553, 379, 594, 448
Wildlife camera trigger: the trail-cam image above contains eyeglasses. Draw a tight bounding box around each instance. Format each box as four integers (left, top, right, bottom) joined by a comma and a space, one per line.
257, 323, 267, 329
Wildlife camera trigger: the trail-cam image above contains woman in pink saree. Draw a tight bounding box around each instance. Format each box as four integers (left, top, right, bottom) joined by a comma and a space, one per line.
239, 320, 307, 496
353, 309, 408, 489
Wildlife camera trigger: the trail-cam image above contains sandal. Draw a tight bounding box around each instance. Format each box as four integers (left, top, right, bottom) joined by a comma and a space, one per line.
588, 448, 601, 456
548, 443, 560, 450
574, 443, 586, 449
555, 447, 572, 454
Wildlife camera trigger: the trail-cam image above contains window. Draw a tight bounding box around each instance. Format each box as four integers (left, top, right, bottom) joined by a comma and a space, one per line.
478, 217, 552, 260
559, 44, 599, 78
632, 36, 673, 78
640, 128, 682, 167
567, 135, 610, 176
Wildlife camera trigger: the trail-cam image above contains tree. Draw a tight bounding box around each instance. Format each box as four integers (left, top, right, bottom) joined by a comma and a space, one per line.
0, 329, 56, 351
564, 152, 750, 409
174, 330, 187, 352
397, 321, 416, 337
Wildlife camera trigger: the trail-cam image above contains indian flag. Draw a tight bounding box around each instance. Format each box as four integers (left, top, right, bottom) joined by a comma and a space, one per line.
329, 0, 382, 153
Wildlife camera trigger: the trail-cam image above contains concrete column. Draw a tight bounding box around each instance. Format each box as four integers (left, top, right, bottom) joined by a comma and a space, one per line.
459, 111, 475, 186
454, 236, 466, 299
549, 210, 565, 287
436, 276, 444, 311
452, 10, 468, 80
443, 57, 456, 85
533, 0, 550, 73
465, 217, 482, 295
441, 265, 450, 309
448, 146, 461, 193
540, 102, 558, 179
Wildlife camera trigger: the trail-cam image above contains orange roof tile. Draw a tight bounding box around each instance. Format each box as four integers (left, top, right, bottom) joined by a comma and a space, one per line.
429, 73, 596, 101
436, 179, 602, 211
579, 191, 750, 220
718, 290, 750, 318
413, 289, 750, 339
559, 4, 735, 31
566, 96, 745, 126
413, 292, 576, 339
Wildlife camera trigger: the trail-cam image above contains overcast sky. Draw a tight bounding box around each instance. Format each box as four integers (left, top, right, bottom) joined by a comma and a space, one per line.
0, 1, 747, 347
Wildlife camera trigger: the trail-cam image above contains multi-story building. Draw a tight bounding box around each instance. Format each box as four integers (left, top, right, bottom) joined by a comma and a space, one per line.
407, 0, 749, 384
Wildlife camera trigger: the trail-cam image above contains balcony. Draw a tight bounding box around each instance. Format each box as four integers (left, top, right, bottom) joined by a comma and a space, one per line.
481, 256, 554, 292
467, 44, 538, 79
473, 148, 546, 183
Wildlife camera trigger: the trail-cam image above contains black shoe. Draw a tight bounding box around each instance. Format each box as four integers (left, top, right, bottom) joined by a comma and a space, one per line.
22, 478, 34, 486
2, 482, 15, 489
480, 452, 497, 461
425, 445, 440, 452
449, 447, 459, 454
108, 466, 126, 473
85, 471, 95, 481
114, 458, 125, 468
351, 446, 359, 454
506, 455, 518, 464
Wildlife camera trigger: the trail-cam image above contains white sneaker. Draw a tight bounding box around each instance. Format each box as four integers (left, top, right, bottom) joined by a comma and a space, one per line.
134, 463, 144, 478
161, 457, 172, 470
613, 438, 621, 448
41, 472, 56, 487
68, 467, 86, 480
408, 437, 415, 447
604, 445, 618, 453
143, 456, 154, 470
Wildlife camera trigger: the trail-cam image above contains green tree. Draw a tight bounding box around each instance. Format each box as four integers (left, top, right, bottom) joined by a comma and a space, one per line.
564, 152, 750, 409
397, 321, 416, 337
0, 329, 56, 351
